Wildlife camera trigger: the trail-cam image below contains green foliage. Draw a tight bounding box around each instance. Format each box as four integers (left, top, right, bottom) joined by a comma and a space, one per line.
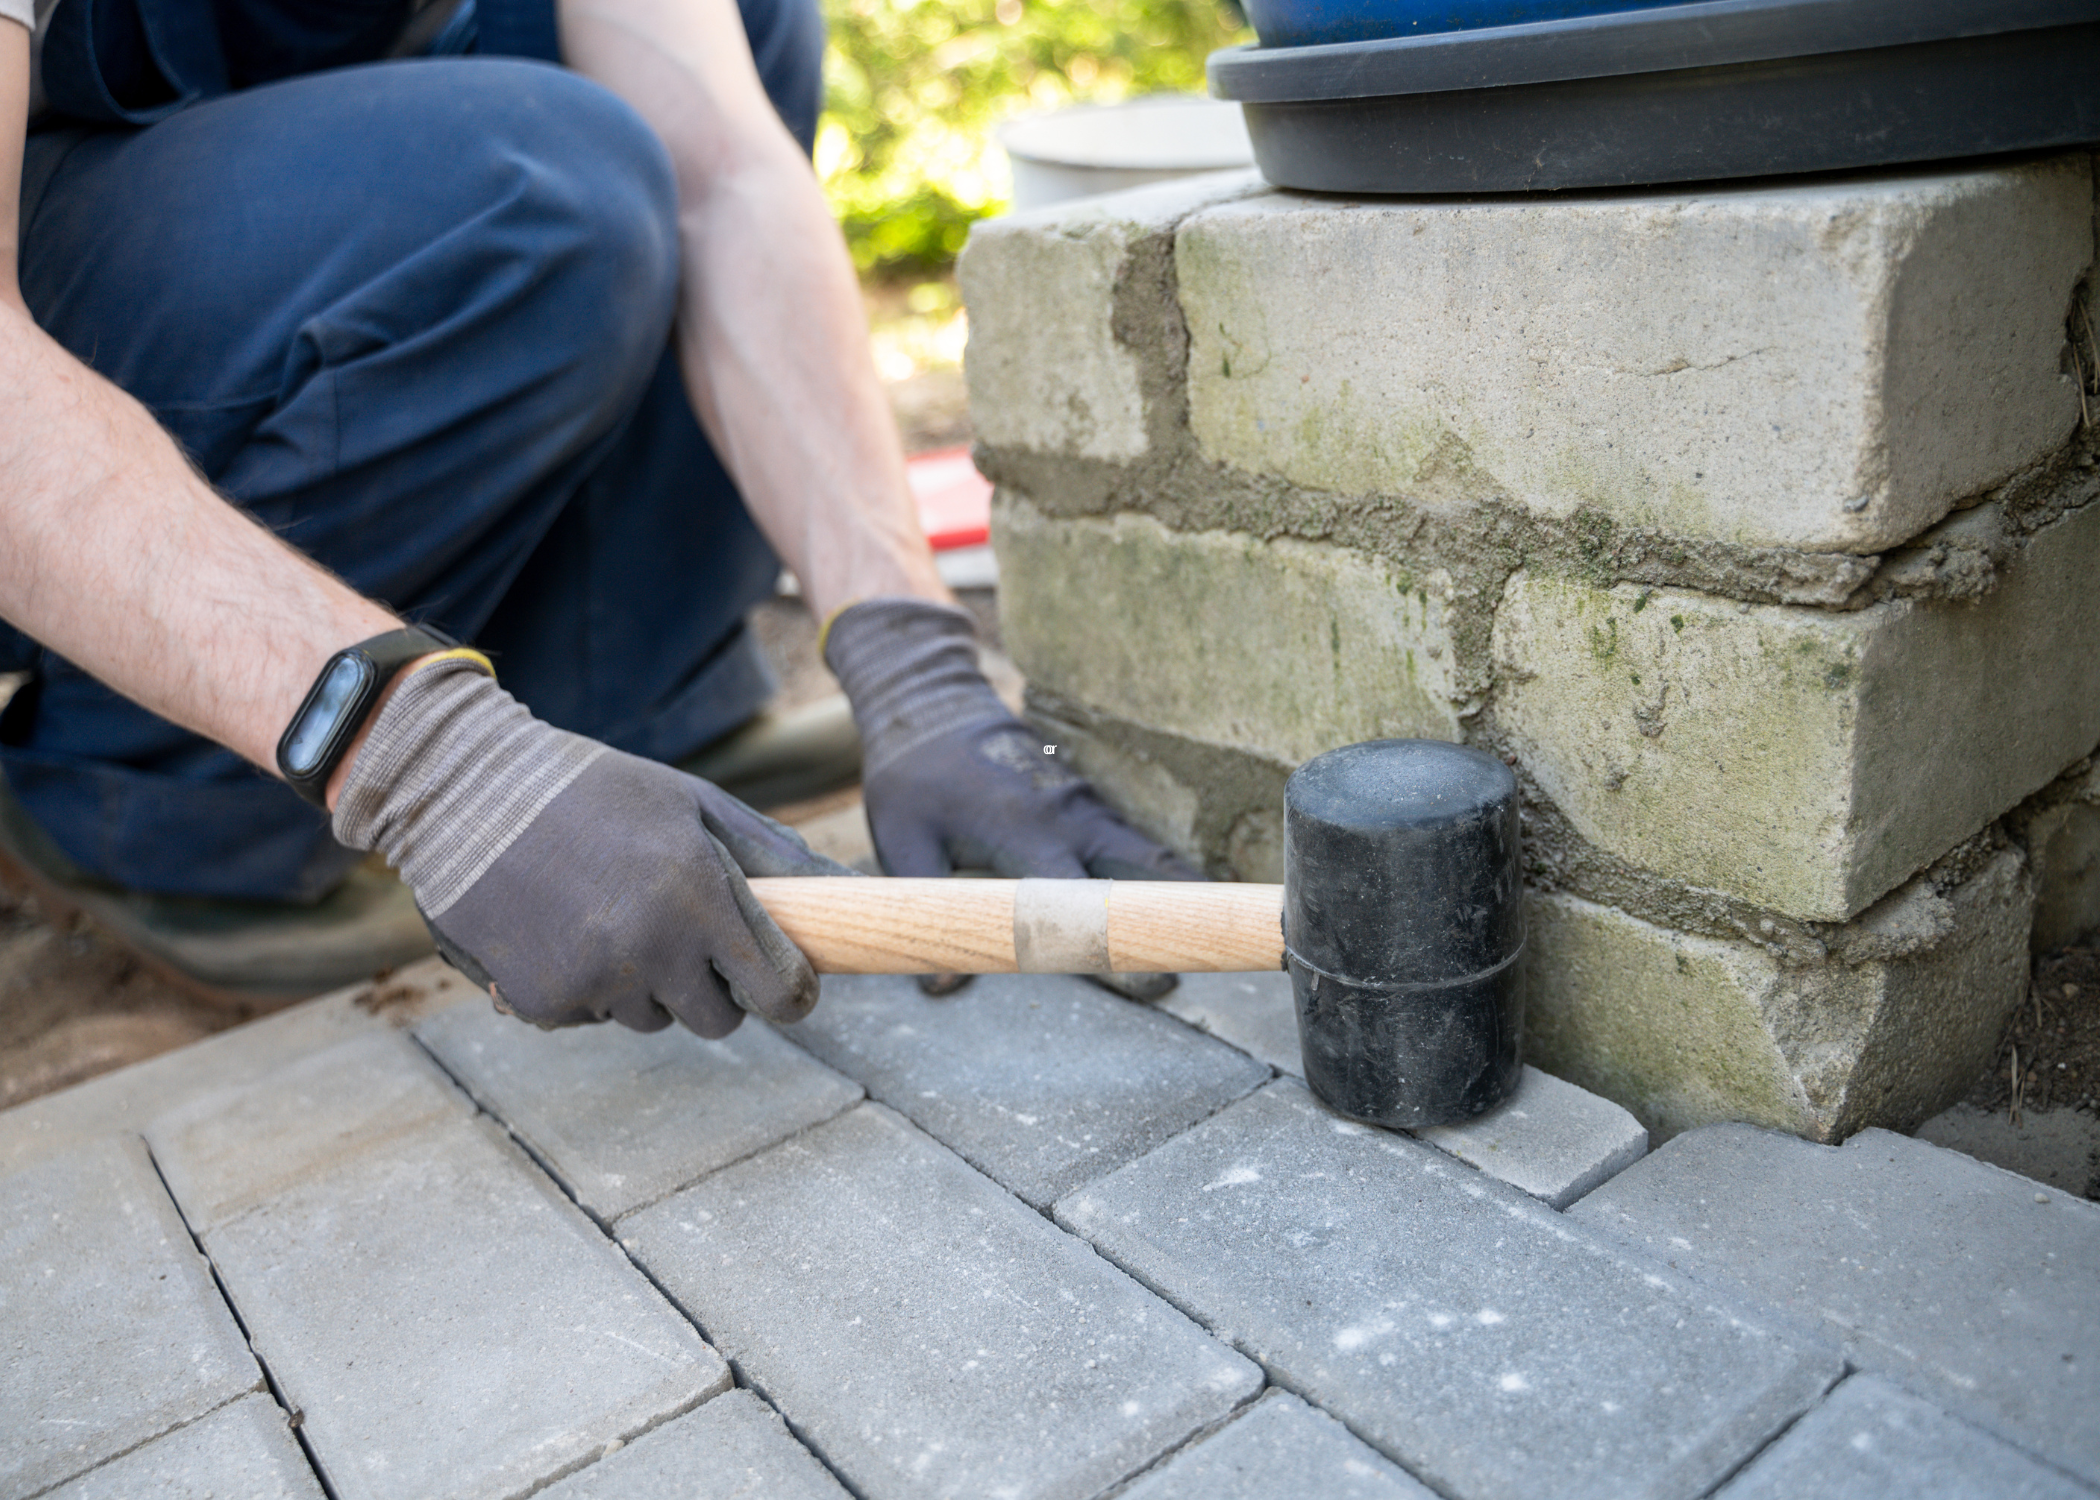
819, 0, 1250, 273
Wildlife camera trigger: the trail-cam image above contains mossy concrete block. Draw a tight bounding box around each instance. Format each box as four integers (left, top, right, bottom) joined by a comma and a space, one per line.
1572, 1125, 2100, 1486
43, 1394, 323, 1500
0, 1137, 262, 1499
999, 496, 1465, 766
1525, 854, 2033, 1143
1178, 157, 2092, 553
959, 170, 1264, 462
1493, 500, 2100, 919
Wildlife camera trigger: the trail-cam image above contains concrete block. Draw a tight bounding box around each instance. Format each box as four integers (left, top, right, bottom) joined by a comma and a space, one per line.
0, 957, 476, 1178
622, 1103, 1262, 1500
1417, 1067, 1648, 1210
959, 170, 1264, 462
1157, 970, 1302, 1076
1571, 1123, 2100, 1485
146, 1031, 469, 1234
1056, 1080, 1840, 1500
1493, 500, 2100, 920
998, 498, 1465, 765
0, 1137, 261, 1498
535, 1390, 849, 1500
1713, 1374, 2093, 1500
0, 1134, 260, 1495
1121, 1391, 1434, 1500
43, 1394, 324, 1500
416, 1002, 862, 1222
1179, 159, 2092, 553
1525, 864, 2032, 1142
149, 1037, 728, 1500
1162, 972, 1649, 1206
788, 973, 1268, 1208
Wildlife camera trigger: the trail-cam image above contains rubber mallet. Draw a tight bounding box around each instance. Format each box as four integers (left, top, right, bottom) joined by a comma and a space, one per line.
750, 737, 1524, 1129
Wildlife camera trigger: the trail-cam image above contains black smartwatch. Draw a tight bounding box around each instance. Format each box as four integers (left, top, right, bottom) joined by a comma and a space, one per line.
276, 626, 477, 809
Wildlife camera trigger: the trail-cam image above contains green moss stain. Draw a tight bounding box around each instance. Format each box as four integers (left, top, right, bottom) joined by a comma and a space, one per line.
1633, 591, 1651, 614
1587, 616, 1620, 664
1823, 661, 1852, 690
1670, 614, 1686, 634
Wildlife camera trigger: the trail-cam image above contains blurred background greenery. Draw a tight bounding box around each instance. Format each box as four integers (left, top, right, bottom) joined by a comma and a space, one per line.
819, 0, 1251, 277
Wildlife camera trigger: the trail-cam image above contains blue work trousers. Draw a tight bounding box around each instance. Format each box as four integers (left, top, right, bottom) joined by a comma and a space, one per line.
1, 0, 823, 902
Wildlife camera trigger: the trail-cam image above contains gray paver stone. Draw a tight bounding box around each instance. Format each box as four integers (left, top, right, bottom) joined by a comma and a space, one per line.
1121, 1391, 1435, 1500
1055, 1080, 1841, 1500
787, 973, 1268, 1207
1157, 973, 1649, 1207
0, 1136, 260, 1499
148, 1036, 728, 1500
1713, 1375, 2094, 1500
43, 1394, 324, 1500
1571, 1123, 2100, 1486
0, 958, 477, 1178
146, 1031, 471, 1234
622, 1102, 1262, 1500
1157, 970, 1301, 1076
1417, 1068, 1649, 1211
416, 1002, 863, 1222
536, 1389, 851, 1500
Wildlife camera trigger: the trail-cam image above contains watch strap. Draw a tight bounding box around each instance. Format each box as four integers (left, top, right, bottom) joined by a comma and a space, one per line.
276, 626, 491, 808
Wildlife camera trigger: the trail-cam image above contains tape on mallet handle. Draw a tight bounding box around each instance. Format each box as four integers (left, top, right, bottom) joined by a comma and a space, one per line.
744, 878, 1286, 975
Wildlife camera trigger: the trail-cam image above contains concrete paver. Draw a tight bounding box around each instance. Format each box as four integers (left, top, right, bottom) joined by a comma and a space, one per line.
147, 1031, 467, 1234
622, 1102, 1262, 1500
787, 973, 1268, 1207
417, 1002, 863, 1222
1056, 1080, 1841, 1500
1713, 1375, 2094, 1500
1120, 1391, 1435, 1500
0, 1136, 261, 1499
42, 1393, 323, 1500
0, 958, 475, 1178
1156, 972, 1648, 1208
1156, 970, 1300, 1075
535, 1389, 850, 1500
1416, 1067, 1649, 1211
147, 1035, 729, 1500
1571, 1123, 2100, 1486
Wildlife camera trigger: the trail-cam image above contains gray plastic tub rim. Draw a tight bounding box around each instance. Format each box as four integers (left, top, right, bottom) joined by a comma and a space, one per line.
1208, 0, 2100, 104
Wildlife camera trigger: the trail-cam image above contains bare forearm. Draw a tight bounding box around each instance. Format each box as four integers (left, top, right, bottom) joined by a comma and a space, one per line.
559, 0, 948, 621
0, 302, 398, 769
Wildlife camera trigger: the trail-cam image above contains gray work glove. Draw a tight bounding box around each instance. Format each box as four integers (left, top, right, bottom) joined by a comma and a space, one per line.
334, 659, 848, 1037
825, 598, 1197, 1003
824, 598, 1200, 882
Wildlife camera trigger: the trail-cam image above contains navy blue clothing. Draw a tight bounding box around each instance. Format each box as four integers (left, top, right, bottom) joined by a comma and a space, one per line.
1, 0, 826, 901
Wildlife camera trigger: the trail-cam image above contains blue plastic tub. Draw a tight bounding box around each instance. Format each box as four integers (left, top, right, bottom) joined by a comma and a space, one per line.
1241, 0, 1685, 49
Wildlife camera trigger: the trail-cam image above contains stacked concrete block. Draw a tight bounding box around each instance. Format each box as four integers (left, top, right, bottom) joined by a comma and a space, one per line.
960, 154, 2100, 1142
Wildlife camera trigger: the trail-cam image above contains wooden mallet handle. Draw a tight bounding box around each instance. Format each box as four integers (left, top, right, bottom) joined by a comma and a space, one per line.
746, 878, 1285, 975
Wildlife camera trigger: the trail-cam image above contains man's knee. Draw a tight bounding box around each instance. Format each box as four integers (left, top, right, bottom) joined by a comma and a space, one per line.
435, 61, 683, 361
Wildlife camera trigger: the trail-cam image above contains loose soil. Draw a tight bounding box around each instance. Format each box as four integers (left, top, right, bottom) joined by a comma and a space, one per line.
1967, 945, 2100, 1120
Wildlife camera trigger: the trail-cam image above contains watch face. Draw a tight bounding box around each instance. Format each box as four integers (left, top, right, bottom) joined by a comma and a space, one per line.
283, 654, 376, 777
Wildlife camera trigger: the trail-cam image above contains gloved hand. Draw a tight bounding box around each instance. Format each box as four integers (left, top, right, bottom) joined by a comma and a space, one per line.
333, 658, 848, 1037
823, 598, 1201, 884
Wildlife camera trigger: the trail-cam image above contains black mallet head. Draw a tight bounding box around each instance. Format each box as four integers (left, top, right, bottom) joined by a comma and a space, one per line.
1284, 738, 1525, 1128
